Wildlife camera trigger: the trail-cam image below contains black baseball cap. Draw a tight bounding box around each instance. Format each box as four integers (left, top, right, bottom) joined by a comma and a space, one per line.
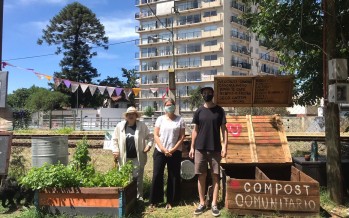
200, 87, 214, 94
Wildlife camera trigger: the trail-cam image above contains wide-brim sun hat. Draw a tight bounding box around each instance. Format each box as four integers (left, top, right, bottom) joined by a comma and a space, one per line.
123, 107, 142, 118
200, 87, 214, 94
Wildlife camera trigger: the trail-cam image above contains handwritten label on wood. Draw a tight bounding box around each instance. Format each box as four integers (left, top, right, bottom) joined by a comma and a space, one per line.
215, 77, 253, 106
214, 76, 293, 107
227, 179, 320, 212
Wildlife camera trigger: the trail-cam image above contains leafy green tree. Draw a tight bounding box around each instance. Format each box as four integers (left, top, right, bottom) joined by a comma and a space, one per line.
7, 86, 44, 109
243, 0, 349, 106
98, 76, 125, 87
184, 86, 204, 111
37, 2, 108, 108
25, 89, 69, 112
122, 68, 139, 88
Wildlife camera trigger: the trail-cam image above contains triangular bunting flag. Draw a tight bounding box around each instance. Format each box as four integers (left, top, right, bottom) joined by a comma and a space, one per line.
123, 88, 132, 100
63, 80, 71, 88
106, 87, 115, 97
98, 86, 106, 94
71, 82, 79, 93
44, 75, 52, 81
132, 88, 141, 97
54, 78, 62, 87
150, 88, 158, 93
34, 72, 45, 80
115, 88, 123, 96
162, 87, 169, 101
89, 85, 97, 96
80, 84, 89, 93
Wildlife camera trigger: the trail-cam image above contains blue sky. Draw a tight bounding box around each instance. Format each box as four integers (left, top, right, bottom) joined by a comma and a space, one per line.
3, 0, 139, 94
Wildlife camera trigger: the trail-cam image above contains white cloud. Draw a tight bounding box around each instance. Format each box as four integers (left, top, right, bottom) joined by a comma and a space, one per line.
101, 17, 138, 40
95, 51, 119, 60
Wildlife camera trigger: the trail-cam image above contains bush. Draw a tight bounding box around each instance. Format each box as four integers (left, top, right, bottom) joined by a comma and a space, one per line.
20, 136, 133, 189
143, 106, 155, 117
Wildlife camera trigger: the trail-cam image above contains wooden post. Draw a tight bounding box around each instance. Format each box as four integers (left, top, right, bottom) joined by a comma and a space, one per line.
323, 0, 343, 204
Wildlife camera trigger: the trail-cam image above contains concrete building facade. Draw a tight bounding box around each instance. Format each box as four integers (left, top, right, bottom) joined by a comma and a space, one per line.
135, 0, 284, 112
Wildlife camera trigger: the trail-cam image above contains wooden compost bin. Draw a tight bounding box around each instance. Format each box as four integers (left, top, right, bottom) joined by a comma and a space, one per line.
36, 180, 137, 217
222, 115, 320, 217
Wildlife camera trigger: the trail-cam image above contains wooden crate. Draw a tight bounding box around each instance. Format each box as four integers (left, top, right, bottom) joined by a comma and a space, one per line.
222, 115, 320, 216
36, 180, 137, 217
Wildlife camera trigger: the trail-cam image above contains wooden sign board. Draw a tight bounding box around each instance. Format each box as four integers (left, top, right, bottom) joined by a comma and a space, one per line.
214, 76, 293, 107
0, 132, 12, 175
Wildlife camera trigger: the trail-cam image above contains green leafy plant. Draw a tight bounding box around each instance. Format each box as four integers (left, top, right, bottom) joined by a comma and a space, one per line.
20, 137, 133, 189
54, 127, 74, 134
143, 106, 155, 117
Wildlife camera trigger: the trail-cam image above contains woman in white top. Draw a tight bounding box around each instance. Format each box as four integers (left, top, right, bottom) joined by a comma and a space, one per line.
149, 98, 185, 210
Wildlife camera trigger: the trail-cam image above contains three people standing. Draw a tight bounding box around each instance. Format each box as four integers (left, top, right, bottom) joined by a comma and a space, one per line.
112, 87, 227, 216
189, 87, 228, 217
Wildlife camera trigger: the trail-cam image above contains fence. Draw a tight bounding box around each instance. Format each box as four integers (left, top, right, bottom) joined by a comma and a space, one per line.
27, 115, 349, 134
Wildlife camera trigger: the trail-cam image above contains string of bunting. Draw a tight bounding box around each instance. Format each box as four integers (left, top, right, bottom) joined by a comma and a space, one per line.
2, 61, 170, 99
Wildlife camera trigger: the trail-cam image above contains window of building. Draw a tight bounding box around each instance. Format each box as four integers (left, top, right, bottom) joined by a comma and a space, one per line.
187, 71, 201, 81
203, 25, 217, 32
204, 39, 217, 46
178, 28, 201, 39
204, 69, 217, 75
203, 10, 217, 17
204, 54, 217, 61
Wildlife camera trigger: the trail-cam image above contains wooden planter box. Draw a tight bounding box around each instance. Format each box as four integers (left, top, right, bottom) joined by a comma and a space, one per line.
35, 180, 137, 217
222, 115, 320, 217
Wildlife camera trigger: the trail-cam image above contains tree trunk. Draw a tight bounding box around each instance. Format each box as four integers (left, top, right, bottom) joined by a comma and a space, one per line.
324, 0, 343, 204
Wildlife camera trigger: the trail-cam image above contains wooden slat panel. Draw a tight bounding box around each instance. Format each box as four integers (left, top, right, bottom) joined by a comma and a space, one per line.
225, 115, 292, 164
226, 179, 319, 196
255, 167, 269, 180
226, 195, 320, 212
226, 208, 318, 217
39, 193, 119, 207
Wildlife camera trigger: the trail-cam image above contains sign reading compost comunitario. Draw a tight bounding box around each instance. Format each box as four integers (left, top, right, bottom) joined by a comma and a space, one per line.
214, 76, 293, 107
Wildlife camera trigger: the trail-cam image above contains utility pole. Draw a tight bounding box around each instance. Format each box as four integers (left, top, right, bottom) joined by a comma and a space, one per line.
323, 0, 343, 204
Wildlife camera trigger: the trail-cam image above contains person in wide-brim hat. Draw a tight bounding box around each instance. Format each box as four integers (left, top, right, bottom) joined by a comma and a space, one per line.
113, 106, 153, 201
123, 106, 142, 119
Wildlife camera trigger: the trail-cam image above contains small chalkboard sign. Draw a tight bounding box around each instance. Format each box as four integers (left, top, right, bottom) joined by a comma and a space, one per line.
214, 76, 293, 107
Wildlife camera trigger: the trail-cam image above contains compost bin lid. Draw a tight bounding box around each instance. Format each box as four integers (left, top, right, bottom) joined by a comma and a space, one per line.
222, 115, 292, 165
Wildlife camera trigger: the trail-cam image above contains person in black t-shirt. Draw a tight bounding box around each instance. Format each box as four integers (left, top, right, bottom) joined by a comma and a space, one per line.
112, 107, 153, 200
189, 87, 228, 217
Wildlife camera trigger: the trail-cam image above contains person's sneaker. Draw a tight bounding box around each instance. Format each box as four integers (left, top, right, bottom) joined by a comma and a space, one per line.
194, 204, 206, 215
211, 205, 220, 217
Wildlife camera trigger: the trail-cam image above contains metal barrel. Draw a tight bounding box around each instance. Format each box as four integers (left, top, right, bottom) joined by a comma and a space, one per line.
31, 136, 69, 167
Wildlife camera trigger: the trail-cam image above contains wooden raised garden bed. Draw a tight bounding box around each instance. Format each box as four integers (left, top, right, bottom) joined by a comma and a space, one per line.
36, 180, 137, 217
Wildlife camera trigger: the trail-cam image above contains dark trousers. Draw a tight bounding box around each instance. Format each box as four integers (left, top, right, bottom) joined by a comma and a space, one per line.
149, 149, 182, 204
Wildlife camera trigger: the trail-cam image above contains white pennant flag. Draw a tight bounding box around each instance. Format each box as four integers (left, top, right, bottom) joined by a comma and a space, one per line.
71, 82, 79, 93
80, 84, 89, 93
98, 86, 106, 94
106, 87, 115, 97
150, 88, 158, 93
89, 85, 97, 96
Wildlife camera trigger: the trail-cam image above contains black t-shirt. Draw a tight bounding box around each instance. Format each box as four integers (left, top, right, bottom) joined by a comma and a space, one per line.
125, 124, 137, 158
192, 105, 226, 152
